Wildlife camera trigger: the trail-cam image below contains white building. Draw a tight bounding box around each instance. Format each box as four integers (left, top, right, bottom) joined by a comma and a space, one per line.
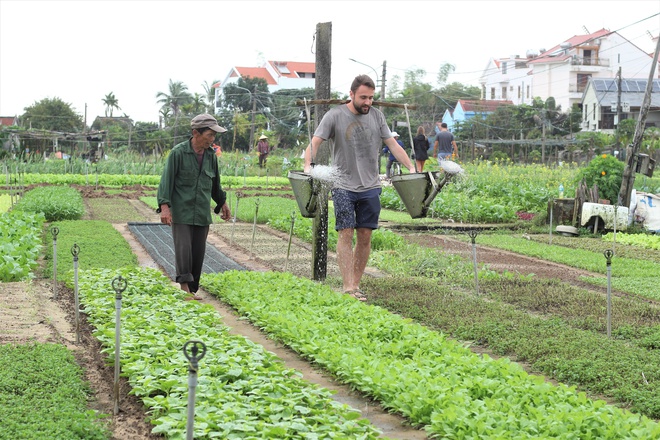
480, 29, 659, 112
581, 78, 660, 132
214, 60, 315, 114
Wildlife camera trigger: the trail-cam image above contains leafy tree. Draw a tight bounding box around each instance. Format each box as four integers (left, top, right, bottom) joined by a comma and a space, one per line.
102, 92, 121, 117
270, 87, 316, 149
222, 77, 270, 113
616, 118, 637, 147
436, 63, 456, 87
21, 97, 83, 132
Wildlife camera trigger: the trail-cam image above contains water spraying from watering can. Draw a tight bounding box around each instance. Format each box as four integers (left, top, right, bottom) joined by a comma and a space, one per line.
310, 165, 341, 184
438, 160, 464, 176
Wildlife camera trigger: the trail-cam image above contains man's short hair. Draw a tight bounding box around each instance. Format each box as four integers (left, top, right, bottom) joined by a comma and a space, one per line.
441, 122, 448, 129
351, 74, 376, 93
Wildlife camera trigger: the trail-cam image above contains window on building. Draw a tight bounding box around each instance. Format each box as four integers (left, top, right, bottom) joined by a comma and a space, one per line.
577, 74, 591, 93
502, 87, 507, 99
518, 86, 521, 99
490, 87, 495, 99
526, 85, 530, 99
482, 85, 486, 99
593, 103, 596, 120
502, 62, 507, 75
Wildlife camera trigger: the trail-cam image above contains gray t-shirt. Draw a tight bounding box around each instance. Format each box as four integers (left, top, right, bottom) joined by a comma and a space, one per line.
314, 104, 391, 192
435, 130, 455, 154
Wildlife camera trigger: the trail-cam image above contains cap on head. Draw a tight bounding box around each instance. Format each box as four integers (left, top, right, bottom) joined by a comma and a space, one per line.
259, 135, 268, 140
191, 114, 227, 133
391, 131, 399, 138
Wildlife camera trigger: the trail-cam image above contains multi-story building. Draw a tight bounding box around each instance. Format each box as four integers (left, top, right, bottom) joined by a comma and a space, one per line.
480, 29, 658, 113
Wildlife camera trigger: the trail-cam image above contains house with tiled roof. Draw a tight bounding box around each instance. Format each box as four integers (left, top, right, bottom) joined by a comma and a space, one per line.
480, 29, 659, 113
0, 116, 18, 127
0, 116, 20, 153
580, 78, 660, 132
442, 99, 513, 131
214, 60, 315, 114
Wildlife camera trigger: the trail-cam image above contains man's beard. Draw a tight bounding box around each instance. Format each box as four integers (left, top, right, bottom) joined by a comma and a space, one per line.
355, 103, 371, 115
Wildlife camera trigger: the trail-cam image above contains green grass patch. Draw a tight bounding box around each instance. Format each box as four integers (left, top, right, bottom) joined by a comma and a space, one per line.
43, 220, 137, 279
0, 343, 109, 439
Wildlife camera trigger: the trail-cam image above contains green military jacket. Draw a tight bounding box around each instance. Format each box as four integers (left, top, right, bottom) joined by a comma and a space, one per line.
157, 138, 226, 226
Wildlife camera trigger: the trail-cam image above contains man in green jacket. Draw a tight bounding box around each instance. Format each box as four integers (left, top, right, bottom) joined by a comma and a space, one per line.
157, 114, 232, 300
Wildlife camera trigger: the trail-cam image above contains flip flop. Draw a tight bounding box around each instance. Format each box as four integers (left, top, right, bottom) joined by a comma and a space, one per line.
344, 289, 367, 302
184, 294, 203, 301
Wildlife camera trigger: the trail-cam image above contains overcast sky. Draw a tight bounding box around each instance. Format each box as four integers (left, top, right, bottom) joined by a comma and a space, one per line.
1, 0, 658, 125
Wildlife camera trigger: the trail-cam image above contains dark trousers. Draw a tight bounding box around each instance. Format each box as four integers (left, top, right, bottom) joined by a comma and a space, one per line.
259, 152, 268, 168
172, 223, 209, 293
385, 159, 399, 178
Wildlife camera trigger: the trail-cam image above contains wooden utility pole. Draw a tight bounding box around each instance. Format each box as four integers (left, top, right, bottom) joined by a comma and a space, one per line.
311, 22, 332, 281
248, 86, 257, 151
380, 60, 387, 99
615, 67, 622, 149
618, 36, 660, 207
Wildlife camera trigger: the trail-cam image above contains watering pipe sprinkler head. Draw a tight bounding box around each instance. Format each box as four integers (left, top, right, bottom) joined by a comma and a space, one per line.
604, 249, 614, 265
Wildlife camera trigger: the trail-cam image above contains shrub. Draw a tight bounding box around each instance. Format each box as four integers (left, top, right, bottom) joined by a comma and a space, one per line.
574, 154, 624, 204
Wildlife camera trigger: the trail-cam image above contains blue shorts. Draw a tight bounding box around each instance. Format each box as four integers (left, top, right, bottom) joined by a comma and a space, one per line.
331, 187, 381, 230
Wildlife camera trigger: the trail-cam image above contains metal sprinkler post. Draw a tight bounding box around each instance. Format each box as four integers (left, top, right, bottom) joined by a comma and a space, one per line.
50, 226, 59, 297
285, 210, 296, 271
467, 230, 480, 295
612, 200, 619, 256
250, 198, 260, 256
604, 250, 614, 338
184, 340, 207, 440
71, 244, 81, 344
111, 275, 127, 415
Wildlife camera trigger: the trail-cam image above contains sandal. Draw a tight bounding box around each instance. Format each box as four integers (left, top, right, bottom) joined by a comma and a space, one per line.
344, 289, 367, 302
184, 294, 203, 301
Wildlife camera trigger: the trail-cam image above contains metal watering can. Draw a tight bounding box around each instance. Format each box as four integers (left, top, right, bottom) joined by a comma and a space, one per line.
288, 170, 321, 218
390, 171, 451, 219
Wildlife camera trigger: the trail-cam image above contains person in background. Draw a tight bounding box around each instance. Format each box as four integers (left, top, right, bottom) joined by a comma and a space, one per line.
304, 74, 414, 301
157, 114, 232, 301
257, 135, 270, 168
433, 122, 459, 163
412, 125, 430, 172
383, 131, 405, 178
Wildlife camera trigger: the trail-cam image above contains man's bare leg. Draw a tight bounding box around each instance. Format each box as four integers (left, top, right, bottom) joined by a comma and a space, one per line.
336, 228, 356, 292
352, 228, 373, 290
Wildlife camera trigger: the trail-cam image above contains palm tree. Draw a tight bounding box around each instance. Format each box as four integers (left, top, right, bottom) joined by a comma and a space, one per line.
102, 92, 121, 117
156, 80, 192, 117
203, 80, 220, 113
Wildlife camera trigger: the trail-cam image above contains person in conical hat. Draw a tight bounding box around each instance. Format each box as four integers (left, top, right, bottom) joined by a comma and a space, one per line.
257, 135, 270, 168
